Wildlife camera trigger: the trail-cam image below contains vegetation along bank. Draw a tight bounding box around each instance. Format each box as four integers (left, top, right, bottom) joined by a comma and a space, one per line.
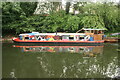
1, 2, 120, 40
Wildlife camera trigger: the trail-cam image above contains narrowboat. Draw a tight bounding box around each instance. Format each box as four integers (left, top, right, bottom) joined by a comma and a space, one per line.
12, 28, 105, 45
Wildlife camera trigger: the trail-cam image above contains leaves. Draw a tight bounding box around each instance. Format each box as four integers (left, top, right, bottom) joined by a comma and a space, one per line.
2, 2, 119, 34
20, 2, 37, 16
81, 15, 106, 29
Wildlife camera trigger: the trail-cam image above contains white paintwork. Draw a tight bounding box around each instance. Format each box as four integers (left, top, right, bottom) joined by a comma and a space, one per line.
19, 33, 86, 36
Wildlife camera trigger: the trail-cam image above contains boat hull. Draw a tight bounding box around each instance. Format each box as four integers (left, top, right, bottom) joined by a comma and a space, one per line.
104, 38, 118, 43
12, 38, 104, 46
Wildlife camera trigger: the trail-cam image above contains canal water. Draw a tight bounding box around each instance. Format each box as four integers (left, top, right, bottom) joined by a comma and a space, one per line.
2, 42, 119, 78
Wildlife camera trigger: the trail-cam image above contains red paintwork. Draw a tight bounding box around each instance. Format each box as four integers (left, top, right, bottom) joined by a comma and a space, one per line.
12, 38, 104, 43
13, 45, 104, 48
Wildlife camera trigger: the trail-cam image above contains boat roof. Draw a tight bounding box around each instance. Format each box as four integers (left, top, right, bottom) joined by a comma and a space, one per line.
19, 33, 86, 36
82, 28, 105, 30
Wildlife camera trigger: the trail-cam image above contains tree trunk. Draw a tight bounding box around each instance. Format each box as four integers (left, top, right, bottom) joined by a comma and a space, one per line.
66, 2, 70, 14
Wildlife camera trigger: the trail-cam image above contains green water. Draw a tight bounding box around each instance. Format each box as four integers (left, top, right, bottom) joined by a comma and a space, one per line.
2, 43, 119, 78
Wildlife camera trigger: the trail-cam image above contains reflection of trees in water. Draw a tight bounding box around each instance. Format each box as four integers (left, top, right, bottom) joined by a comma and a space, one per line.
37, 56, 55, 77
37, 53, 118, 78
10, 69, 17, 79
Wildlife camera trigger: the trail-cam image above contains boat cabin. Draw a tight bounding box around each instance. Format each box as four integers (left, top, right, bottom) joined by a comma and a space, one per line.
19, 32, 88, 41
82, 28, 105, 41
19, 29, 105, 41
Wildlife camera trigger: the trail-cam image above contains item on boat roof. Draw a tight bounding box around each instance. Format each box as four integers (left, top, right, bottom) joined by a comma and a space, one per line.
110, 33, 120, 36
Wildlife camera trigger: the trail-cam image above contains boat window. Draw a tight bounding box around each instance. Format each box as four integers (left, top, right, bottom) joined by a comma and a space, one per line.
94, 30, 98, 34
69, 47, 74, 50
63, 35, 69, 39
85, 30, 90, 33
36, 36, 39, 38
91, 30, 94, 33
42, 37, 45, 39
38, 37, 41, 40
79, 37, 84, 40
98, 30, 103, 34
79, 48, 83, 50
58, 36, 62, 40
69, 37, 74, 39
25, 47, 31, 50
25, 37, 29, 40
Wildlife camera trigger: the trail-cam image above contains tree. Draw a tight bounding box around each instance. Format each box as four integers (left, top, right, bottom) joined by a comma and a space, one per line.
76, 2, 119, 31
20, 2, 37, 17
81, 15, 106, 30
39, 10, 80, 33
2, 2, 119, 34
39, 10, 66, 32
100, 2, 119, 31
2, 2, 38, 34
66, 2, 71, 14
2, 2, 26, 33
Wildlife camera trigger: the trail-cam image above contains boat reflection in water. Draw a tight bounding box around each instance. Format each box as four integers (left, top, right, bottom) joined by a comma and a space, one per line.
13, 45, 104, 57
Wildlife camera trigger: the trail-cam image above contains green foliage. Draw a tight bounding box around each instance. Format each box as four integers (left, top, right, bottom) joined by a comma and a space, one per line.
78, 2, 119, 31
8, 15, 46, 33
20, 2, 37, 17
2, 2, 119, 34
40, 10, 80, 32
2, 2, 38, 34
92, 3, 119, 31
2, 2, 24, 24
81, 15, 106, 30
64, 15, 80, 32
103, 3, 119, 31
